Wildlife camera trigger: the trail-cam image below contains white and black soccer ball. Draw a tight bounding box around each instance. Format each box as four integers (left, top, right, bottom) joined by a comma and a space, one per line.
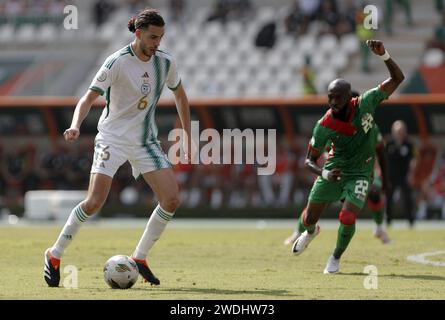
103, 255, 139, 289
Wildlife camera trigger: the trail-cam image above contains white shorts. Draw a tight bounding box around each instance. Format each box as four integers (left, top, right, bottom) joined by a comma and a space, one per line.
90, 139, 172, 179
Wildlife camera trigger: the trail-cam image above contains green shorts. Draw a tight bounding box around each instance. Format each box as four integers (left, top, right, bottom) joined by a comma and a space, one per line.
308, 175, 371, 209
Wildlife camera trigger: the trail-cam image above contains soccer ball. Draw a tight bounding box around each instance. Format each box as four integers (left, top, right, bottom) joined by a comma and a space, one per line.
103, 255, 139, 289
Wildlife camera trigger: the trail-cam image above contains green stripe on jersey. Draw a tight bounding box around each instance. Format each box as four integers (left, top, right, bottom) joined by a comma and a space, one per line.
148, 56, 172, 141
105, 87, 111, 118
142, 56, 161, 145
128, 44, 135, 56
105, 45, 132, 69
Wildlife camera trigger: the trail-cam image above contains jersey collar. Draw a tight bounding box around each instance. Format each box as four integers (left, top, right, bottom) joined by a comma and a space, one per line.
320, 97, 359, 136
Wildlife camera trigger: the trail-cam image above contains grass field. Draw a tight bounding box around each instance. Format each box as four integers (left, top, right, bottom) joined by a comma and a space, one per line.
1, 220, 445, 300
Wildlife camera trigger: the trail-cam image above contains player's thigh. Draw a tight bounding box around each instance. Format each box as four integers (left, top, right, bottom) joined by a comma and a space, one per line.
343, 176, 371, 210
142, 168, 180, 202
308, 177, 343, 204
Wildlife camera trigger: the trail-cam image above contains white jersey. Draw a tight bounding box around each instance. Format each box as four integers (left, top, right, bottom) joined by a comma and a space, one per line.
89, 44, 181, 146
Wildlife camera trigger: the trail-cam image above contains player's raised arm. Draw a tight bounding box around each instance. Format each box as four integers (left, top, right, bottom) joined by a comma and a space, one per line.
64, 89, 101, 141
366, 40, 405, 97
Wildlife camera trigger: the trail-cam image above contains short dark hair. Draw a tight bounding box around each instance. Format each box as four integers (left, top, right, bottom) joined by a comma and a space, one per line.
128, 9, 165, 33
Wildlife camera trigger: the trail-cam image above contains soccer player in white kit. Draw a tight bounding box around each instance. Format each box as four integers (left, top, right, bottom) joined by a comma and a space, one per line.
44, 9, 192, 287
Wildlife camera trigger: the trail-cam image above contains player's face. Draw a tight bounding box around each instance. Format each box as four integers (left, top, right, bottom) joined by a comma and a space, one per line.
139, 25, 164, 57
327, 88, 350, 114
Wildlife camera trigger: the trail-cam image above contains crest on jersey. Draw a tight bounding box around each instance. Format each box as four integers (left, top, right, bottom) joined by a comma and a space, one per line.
97, 70, 107, 82
361, 113, 374, 133
141, 83, 151, 96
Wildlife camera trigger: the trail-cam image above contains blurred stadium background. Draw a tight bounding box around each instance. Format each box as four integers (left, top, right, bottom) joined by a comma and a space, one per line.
1, 0, 445, 222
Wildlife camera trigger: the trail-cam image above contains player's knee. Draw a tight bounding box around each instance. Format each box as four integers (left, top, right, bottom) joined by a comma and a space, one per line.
367, 197, 384, 211
83, 198, 105, 215
160, 194, 181, 213
339, 209, 356, 225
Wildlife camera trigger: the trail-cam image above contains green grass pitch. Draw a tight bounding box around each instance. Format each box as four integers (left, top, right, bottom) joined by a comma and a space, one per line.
1, 221, 445, 300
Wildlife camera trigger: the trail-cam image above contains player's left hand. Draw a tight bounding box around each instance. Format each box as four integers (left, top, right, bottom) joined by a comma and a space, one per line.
366, 40, 386, 56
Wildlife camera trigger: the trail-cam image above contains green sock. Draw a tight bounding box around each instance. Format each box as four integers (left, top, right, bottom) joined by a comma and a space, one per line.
373, 209, 384, 226
297, 213, 316, 234
333, 223, 356, 259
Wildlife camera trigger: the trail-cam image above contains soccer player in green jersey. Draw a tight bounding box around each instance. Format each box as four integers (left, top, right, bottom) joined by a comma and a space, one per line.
291, 40, 404, 274
283, 125, 392, 246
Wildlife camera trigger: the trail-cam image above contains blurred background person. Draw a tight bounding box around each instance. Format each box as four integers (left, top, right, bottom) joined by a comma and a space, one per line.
412, 140, 437, 220
385, 120, 416, 227
302, 55, 317, 95
355, 5, 375, 73
384, 0, 414, 36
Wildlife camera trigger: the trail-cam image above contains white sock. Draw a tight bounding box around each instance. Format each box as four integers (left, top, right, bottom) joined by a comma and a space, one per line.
416, 201, 427, 220
132, 204, 174, 261
375, 224, 383, 233
50, 203, 90, 259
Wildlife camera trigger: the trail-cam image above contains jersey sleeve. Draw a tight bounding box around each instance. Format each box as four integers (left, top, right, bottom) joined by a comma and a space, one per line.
165, 59, 181, 91
359, 86, 389, 114
309, 121, 330, 152
88, 57, 118, 96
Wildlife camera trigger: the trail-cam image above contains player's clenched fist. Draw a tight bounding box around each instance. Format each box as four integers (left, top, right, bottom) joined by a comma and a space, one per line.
63, 128, 80, 141
366, 39, 386, 56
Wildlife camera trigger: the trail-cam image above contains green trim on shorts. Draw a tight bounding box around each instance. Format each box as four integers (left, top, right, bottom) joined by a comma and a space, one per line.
144, 144, 162, 170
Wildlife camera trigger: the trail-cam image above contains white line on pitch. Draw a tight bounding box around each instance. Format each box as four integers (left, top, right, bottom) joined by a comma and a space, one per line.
407, 251, 445, 267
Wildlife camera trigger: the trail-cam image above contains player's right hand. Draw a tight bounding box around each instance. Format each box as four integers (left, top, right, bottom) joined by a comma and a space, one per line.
366, 39, 385, 56
328, 168, 342, 182
63, 128, 80, 141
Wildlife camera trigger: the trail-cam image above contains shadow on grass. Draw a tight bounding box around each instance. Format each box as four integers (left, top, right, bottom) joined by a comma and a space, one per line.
79, 286, 300, 297
334, 272, 445, 281
155, 287, 300, 297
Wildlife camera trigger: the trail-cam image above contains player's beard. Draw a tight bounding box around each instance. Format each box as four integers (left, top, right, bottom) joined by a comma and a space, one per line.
142, 44, 156, 58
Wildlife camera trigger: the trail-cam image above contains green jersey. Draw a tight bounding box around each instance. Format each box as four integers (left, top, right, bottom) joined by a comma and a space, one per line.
309, 86, 388, 176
